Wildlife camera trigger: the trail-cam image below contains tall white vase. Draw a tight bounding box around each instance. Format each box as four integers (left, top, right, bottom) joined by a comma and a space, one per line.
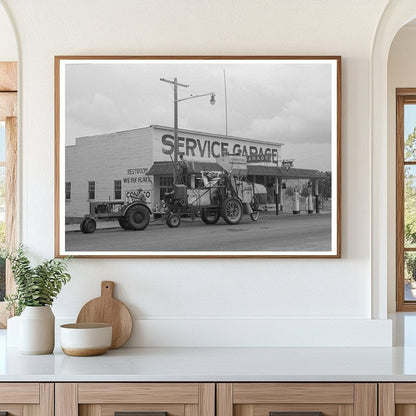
19, 306, 55, 354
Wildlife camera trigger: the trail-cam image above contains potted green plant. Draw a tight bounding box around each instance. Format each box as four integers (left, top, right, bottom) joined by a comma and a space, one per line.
4, 246, 71, 354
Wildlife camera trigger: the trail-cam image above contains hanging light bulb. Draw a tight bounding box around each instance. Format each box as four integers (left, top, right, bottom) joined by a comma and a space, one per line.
210, 93, 216, 105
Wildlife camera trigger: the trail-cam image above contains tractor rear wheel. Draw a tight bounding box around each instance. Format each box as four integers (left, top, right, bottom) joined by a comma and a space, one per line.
125, 205, 150, 231
80, 217, 96, 234
201, 208, 220, 225
221, 197, 243, 225
166, 214, 181, 228
118, 216, 131, 230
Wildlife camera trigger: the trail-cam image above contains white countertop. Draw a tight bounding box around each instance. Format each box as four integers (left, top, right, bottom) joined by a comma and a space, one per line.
3, 313, 416, 382
2, 346, 416, 382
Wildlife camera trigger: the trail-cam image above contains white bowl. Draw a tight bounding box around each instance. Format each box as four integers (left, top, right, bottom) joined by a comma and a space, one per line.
60, 323, 112, 356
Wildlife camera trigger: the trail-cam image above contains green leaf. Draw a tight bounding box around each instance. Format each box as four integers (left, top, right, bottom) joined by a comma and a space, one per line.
5, 245, 71, 315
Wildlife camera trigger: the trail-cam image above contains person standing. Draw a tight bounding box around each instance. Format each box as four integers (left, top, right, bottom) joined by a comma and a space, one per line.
179, 154, 189, 186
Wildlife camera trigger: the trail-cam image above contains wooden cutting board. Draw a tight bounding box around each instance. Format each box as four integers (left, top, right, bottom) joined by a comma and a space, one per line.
76, 281, 133, 349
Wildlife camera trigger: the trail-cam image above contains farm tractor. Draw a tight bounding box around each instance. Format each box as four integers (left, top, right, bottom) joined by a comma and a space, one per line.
79, 192, 152, 234
159, 156, 267, 228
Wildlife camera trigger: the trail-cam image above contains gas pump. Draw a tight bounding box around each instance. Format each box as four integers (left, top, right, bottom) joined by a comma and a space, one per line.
292, 187, 300, 215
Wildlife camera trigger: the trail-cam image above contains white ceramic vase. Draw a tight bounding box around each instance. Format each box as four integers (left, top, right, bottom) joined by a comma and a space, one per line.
19, 306, 55, 354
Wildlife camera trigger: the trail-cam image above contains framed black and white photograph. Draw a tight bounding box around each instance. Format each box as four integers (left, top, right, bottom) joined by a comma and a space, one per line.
55, 56, 341, 258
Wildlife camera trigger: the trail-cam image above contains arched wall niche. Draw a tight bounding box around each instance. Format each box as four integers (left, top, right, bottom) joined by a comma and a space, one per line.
0, 0, 18, 61
372, 0, 416, 318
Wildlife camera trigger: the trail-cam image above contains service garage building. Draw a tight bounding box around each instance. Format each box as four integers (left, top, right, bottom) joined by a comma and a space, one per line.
65, 125, 322, 220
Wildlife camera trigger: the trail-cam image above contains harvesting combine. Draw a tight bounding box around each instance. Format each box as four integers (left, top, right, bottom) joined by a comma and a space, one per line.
157, 155, 266, 228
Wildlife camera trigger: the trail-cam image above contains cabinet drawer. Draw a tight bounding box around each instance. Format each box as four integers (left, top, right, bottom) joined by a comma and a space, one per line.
78, 383, 200, 404
0, 383, 39, 403
56, 383, 215, 416
217, 383, 376, 416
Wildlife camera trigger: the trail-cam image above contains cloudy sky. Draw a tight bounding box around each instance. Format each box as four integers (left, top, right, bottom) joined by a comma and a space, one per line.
64, 59, 335, 171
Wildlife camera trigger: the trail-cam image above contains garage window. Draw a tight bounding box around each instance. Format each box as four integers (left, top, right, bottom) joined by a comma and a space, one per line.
114, 180, 121, 200
160, 175, 173, 200
65, 182, 71, 200
88, 181, 95, 200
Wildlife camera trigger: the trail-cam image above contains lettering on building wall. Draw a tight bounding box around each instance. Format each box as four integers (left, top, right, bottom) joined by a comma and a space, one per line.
126, 189, 152, 201
247, 154, 272, 163
123, 167, 152, 184
161, 134, 279, 163
123, 167, 152, 203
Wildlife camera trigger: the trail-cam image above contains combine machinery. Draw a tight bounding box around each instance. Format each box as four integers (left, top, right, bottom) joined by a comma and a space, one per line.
160, 155, 266, 228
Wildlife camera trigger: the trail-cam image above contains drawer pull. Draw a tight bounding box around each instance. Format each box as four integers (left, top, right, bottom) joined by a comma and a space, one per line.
270, 413, 323, 416
115, 412, 168, 416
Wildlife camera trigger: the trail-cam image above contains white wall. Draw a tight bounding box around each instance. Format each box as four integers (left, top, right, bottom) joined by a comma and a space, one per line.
0, 3, 16, 61
387, 26, 416, 312
0, 0, 394, 347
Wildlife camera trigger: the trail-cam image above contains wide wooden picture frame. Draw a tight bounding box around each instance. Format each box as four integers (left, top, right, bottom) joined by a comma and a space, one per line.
55, 56, 341, 258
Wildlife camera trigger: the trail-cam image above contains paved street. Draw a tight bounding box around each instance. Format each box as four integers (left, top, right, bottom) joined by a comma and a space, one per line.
66, 212, 332, 252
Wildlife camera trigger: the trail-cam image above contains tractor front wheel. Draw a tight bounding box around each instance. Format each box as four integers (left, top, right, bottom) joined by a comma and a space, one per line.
80, 217, 97, 234
166, 214, 181, 228
201, 208, 220, 225
125, 205, 150, 231
221, 197, 243, 225
250, 211, 260, 221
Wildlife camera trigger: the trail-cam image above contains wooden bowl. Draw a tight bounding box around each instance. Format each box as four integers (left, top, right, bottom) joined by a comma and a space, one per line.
60, 323, 112, 356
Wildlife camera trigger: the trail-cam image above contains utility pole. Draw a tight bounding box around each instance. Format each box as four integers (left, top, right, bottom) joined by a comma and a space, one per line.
160, 77, 189, 184
161, 77, 215, 185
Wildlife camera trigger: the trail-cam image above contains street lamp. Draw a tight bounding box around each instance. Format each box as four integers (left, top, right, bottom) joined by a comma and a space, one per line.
161, 77, 215, 184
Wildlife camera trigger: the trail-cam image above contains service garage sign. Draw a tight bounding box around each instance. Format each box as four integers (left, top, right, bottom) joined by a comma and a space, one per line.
153, 128, 282, 165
